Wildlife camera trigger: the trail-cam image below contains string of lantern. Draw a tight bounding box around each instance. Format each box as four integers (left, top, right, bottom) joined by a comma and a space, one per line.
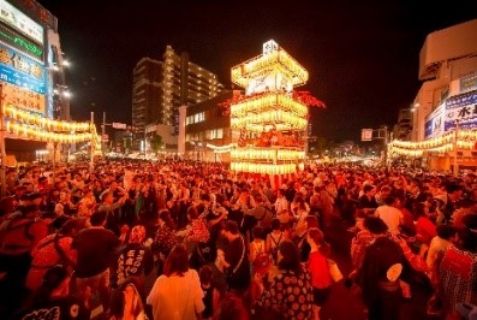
231, 110, 307, 130
231, 50, 308, 88
4, 105, 91, 132
231, 148, 305, 161
231, 92, 308, 117
388, 129, 477, 158
230, 162, 299, 175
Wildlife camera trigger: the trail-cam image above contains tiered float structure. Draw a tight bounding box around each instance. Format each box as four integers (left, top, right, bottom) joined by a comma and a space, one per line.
230, 40, 309, 176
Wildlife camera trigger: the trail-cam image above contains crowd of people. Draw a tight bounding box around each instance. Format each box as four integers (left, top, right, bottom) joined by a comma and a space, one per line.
0, 160, 476, 320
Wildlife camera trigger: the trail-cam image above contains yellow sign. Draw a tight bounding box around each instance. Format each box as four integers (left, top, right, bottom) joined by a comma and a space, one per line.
3, 82, 45, 113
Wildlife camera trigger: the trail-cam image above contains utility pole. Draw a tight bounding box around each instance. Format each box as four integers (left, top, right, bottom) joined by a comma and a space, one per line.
453, 120, 460, 177
90, 112, 94, 172
0, 84, 6, 197
102, 112, 106, 156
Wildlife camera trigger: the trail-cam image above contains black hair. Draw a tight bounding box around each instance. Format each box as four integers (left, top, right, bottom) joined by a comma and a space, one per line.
384, 195, 396, 206
436, 224, 456, 240
363, 185, 374, 193
224, 220, 239, 235
90, 211, 107, 226
363, 216, 388, 234
278, 240, 302, 275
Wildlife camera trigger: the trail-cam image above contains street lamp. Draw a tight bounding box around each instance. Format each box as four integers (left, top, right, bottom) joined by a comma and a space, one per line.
62, 59, 71, 67
62, 90, 72, 99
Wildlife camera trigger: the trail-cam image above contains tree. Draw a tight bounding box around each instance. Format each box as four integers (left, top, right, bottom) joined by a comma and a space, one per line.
150, 133, 163, 153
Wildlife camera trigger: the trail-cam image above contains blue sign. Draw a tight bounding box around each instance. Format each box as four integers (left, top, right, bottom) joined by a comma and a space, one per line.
0, 64, 45, 94
446, 90, 477, 109
444, 90, 477, 131
0, 44, 46, 94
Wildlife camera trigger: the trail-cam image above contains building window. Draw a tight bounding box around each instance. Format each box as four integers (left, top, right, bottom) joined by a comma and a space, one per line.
206, 128, 223, 140
186, 112, 205, 125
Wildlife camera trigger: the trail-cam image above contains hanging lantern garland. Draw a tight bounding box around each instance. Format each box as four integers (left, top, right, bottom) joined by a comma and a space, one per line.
3, 104, 98, 145
388, 129, 477, 158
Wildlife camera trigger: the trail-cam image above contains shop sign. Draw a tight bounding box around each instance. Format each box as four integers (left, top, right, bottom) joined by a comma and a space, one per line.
0, 44, 45, 94
2, 81, 45, 113
0, 23, 43, 60
445, 90, 477, 131
0, 0, 43, 44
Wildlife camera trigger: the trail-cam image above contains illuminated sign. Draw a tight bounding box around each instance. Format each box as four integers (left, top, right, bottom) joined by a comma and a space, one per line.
445, 90, 477, 131
0, 0, 43, 44
2, 81, 45, 113
0, 44, 46, 94
0, 24, 43, 60
460, 73, 477, 94
425, 103, 445, 138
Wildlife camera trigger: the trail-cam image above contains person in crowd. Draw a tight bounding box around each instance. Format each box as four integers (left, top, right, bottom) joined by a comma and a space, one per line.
26, 218, 84, 292
17, 265, 90, 320
266, 219, 285, 263
358, 184, 378, 214
147, 244, 205, 320
439, 214, 477, 318
307, 228, 334, 320
0, 194, 49, 317
110, 280, 147, 320
375, 196, 403, 235
351, 216, 390, 270
221, 220, 251, 293
114, 225, 154, 295
255, 240, 314, 319
73, 211, 119, 312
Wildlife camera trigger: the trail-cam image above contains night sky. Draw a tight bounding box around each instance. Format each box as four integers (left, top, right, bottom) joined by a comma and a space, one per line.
38, 0, 477, 142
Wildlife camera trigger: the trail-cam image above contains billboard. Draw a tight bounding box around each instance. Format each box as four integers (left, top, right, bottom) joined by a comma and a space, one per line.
425, 103, 445, 139
445, 90, 477, 131
0, 0, 43, 44
0, 44, 46, 94
2, 81, 45, 113
0, 23, 43, 61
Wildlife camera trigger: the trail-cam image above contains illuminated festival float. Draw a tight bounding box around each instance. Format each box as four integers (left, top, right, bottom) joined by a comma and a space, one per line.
229, 40, 323, 181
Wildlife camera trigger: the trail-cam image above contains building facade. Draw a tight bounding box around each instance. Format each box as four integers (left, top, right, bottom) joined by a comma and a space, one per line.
184, 91, 234, 162
132, 46, 224, 144
412, 19, 477, 141
1, 0, 69, 161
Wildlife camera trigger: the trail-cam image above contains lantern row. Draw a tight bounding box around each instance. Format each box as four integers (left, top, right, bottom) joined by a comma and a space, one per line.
231, 148, 305, 161
6, 121, 99, 144
230, 162, 299, 175
231, 50, 308, 88
390, 130, 477, 150
231, 92, 308, 118
5, 105, 91, 132
231, 110, 307, 131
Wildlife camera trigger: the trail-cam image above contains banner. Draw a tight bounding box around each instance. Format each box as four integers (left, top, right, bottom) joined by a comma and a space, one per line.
0, 44, 46, 94
2, 82, 45, 113
445, 90, 477, 131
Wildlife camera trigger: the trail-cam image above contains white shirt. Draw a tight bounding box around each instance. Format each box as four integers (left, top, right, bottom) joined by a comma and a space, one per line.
426, 236, 452, 268
147, 269, 204, 320
375, 205, 402, 234
274, 197, 289, 214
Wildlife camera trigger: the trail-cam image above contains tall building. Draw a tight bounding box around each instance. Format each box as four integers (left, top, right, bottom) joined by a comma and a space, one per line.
393, 107, 412, 140
131, 57, 162, 134
411, 19, 477, 141
132, 45, 224, 139
0, 0, 69, 161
